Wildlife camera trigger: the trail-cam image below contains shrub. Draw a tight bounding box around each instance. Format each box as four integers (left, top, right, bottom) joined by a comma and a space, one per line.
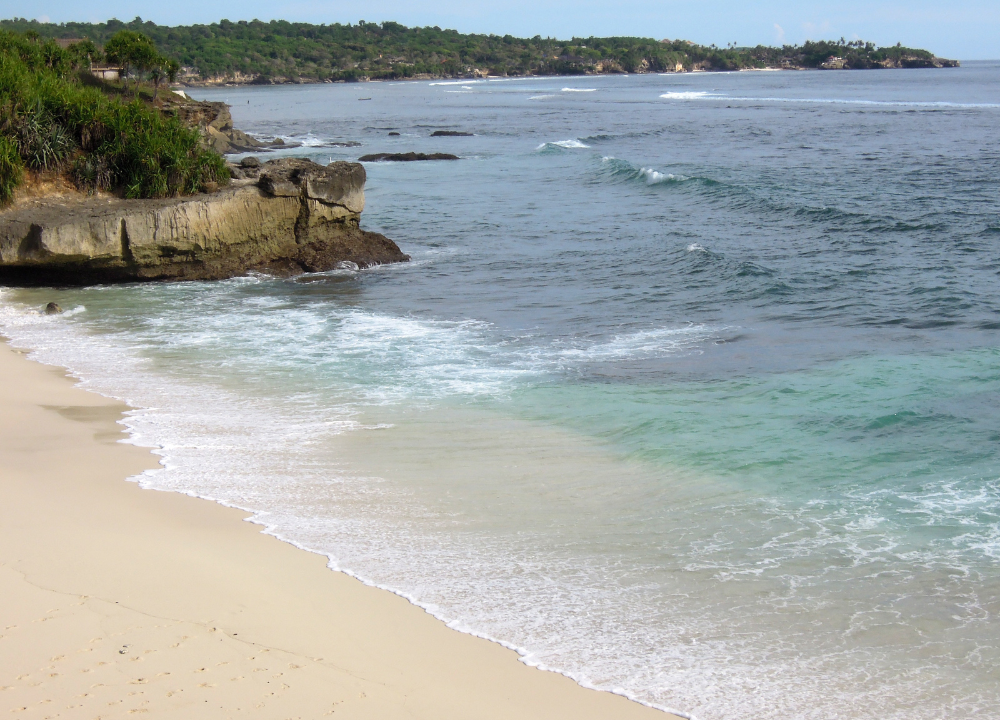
0, 135, 22, 204
11, 99, 76, 169
0, 29, 228, 200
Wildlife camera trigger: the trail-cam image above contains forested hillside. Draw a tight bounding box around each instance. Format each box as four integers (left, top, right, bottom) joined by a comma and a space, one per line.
0, 17, 956, 83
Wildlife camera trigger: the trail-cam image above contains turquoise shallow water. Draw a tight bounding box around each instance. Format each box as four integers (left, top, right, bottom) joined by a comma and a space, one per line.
3, 64, 1000, 718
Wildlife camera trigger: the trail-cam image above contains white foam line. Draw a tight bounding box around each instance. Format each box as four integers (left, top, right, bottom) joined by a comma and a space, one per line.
272, 531, 699, 720
537, 139, 590, 149
487, 76, 550, 82
0, 293, 725, 720
659, 91, 1000, 109
430, 80, 485, 86
659, 91, 719, 100
0, 309, 696, 720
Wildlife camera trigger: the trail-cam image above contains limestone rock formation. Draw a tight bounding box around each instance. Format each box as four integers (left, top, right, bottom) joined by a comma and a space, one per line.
161, 97, 289, 154
0, 159, 407, 285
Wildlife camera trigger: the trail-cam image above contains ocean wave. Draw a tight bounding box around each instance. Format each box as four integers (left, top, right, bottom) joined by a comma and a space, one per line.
561, 88, 597, 92
659, 91, 1000, 109
595, 156, 943, 239
597, 156, 696, 188
581, 129, 664, 143
639, 167, 688, 184
285, 133, 360, 148
552, 325, 718, 363
660, 91, 720, 100
430, 80, 485, 86
536, 139, 590, 150
0, 290, 724, 407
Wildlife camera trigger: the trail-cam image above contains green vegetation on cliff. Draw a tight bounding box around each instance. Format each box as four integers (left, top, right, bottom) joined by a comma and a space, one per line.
0, 17, 955, 83
0, 29, 226, 204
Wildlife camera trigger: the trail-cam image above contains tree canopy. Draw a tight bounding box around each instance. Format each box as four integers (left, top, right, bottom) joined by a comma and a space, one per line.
0, 17, 951, 82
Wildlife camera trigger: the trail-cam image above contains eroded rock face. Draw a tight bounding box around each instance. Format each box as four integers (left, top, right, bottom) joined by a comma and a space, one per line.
161, 98, 286, 154
0, 159, 407, 285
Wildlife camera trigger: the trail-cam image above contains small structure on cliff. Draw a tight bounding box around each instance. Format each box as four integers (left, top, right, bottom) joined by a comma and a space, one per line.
88, 64, 123, 81
0, 158, 408, 284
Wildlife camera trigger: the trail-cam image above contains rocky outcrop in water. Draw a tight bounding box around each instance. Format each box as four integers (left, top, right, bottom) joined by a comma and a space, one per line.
358, 152, 459, 162
0, 159, 407, 285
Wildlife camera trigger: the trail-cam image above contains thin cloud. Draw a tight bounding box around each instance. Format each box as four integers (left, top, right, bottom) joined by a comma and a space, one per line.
802, 20, 832, 40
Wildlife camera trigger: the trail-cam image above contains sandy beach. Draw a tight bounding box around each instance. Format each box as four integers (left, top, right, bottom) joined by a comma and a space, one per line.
0, 339, 675, 719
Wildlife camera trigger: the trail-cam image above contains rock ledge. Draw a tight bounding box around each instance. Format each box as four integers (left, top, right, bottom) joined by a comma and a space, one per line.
0, 159, 407, 285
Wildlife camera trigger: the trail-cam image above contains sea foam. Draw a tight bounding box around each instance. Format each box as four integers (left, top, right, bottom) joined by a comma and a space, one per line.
537, 139, 590, 150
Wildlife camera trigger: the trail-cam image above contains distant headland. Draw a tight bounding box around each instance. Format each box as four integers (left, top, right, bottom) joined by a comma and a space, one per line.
0, 17, 958, 86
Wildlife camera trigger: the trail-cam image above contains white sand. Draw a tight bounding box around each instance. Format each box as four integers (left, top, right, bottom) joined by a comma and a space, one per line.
0, 341, 677, 719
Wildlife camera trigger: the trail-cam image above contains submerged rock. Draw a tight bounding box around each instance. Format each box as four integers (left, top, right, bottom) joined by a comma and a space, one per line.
44, 302, 62, 314
431, 130, 473, 137
358, 152, 459, 162
0, 159, 407, 285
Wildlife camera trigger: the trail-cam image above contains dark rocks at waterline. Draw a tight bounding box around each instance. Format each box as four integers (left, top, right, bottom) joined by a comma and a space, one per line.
388, 132, 400, 136
44, 302, 62, 315
431, 130, 473, 137
358, 153, 460, 162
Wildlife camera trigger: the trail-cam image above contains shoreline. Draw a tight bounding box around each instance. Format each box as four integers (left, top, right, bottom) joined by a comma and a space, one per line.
174, 63, 959, 89
0, 337, 681, 719
176, 69, 782, 88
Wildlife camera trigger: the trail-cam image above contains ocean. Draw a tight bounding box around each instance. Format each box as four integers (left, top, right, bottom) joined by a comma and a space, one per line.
2, 63, 1000, 719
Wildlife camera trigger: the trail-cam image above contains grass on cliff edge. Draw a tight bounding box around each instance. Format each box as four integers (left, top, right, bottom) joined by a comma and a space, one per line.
0, 30, 228, 205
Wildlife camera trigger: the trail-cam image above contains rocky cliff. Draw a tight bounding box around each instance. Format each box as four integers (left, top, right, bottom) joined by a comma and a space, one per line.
160, 96, 287, 154
0, 158, 407, 285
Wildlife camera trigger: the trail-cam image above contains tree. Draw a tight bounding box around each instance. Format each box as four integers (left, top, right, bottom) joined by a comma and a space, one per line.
148, 56, 179, 101
104, 29, 158, 91
148, 64, 162, 99
66, 39, 101, 70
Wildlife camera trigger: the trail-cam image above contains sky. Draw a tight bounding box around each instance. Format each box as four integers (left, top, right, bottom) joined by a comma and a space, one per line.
9, 0, 1000, 60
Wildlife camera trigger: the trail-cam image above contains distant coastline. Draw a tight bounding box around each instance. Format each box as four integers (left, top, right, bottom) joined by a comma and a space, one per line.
174, 61, 960, 88
1, 17, 958, 87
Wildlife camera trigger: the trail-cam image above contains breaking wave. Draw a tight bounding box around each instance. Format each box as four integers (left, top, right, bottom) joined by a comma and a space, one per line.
537, 139, 591, 150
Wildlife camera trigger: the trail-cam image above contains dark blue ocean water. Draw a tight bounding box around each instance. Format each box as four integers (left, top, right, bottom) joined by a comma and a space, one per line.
3, 64, 999, 719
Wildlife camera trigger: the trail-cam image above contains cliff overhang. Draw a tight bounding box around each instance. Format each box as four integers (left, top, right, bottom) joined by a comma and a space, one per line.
0, 158, 408, 285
